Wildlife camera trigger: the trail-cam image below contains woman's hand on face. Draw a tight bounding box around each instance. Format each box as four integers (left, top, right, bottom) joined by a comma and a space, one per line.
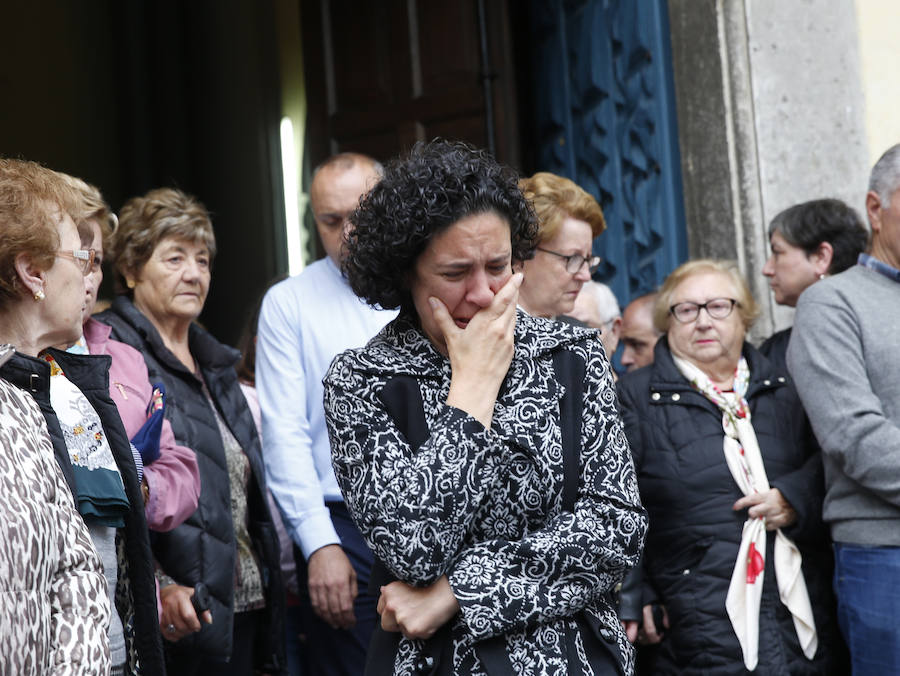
733, 487, 797, 530
435, 272, 522, 428
159, 583, 212, 642
376, 576, 460, 641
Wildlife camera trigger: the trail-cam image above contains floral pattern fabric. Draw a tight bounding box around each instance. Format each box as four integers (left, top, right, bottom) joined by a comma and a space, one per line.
324, 311, 647, 675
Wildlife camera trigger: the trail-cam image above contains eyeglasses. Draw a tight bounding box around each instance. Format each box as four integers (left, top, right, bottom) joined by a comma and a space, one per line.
669, 298, 738, 323
536, 247, 601, 274
56, 249, 96, 276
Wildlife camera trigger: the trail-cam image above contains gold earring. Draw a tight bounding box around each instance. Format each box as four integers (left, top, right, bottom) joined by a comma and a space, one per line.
126, 279, 135, 289
34, 289, 45, 301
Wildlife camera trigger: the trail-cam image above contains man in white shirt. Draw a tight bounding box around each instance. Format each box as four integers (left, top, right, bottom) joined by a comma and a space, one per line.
257, 153, 395, 674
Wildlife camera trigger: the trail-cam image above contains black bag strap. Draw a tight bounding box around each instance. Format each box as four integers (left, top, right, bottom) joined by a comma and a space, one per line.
368, 375, 429, 595
552, 348, 585, 512
367, 349, 585, 676
367, 375, 452, 676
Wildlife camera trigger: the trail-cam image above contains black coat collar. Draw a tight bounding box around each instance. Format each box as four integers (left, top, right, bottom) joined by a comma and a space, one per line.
107, 295, 239, 377
644, 336, 787, 403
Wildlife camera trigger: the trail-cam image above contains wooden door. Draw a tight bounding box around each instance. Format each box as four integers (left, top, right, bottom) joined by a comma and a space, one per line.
301, 0, 521, 167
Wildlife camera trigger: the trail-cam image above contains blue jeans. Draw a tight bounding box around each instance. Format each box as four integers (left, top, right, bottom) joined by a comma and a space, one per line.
834, 542, 900, 675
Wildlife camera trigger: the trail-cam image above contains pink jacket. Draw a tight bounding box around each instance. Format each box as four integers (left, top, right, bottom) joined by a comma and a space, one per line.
84, 318, 201, 532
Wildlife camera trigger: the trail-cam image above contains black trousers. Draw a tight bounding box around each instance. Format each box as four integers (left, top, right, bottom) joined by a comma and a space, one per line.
294, 501, 378, 676
165, 609, 262, 676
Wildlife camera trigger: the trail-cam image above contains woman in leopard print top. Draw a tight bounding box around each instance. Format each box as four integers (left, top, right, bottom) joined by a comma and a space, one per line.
0, 159, 111, 674
0, 347, 111, 675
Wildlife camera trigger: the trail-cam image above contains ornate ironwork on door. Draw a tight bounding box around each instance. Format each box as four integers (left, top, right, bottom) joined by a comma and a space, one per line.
525, 0, 687, 304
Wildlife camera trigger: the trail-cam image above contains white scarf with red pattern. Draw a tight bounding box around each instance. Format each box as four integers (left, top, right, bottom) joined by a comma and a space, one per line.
672, 354, 817, 670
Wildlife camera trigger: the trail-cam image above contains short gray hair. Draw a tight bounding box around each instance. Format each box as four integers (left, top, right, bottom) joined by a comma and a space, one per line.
582, 281, 621, 324
869, 144, 900, 206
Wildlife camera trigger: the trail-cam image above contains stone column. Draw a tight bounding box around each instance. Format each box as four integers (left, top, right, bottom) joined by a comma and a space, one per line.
667, 0, 869, 342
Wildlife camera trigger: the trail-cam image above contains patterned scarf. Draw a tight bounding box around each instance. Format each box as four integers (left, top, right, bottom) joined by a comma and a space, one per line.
42, 352, 130, 527
672, 354, 817, 670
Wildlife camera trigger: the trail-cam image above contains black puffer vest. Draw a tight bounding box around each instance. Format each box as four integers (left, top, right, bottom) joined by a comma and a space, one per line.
0, 348, 166, 675
97, 296, 284, 670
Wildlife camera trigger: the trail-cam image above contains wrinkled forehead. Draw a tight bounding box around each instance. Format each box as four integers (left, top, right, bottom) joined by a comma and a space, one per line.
672, 271, 738, 303
154, 235, 210, 257
49, 206, 82, 246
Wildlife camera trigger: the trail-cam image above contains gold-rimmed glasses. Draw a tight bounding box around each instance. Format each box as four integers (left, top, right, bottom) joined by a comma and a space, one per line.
56, 248, 96, 276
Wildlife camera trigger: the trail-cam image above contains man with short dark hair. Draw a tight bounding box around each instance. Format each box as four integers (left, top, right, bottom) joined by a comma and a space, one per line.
788, 143, 900, 675
620, 293, 661, 372
257, 153, 395, 674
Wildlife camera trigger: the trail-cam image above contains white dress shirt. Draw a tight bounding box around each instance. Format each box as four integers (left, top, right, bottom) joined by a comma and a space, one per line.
256, 256, 396, 558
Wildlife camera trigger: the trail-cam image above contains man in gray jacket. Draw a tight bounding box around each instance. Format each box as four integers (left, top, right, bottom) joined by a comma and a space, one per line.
788, 143, 900, 675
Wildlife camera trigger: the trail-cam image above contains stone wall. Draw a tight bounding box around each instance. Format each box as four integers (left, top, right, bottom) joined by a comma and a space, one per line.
667, 0, 870, 341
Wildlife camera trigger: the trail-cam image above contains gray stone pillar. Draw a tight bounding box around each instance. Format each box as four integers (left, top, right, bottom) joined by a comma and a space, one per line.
667, 0, 869, 342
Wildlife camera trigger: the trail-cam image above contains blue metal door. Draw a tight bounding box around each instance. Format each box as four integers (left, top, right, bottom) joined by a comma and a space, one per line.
525, 0, 687, 304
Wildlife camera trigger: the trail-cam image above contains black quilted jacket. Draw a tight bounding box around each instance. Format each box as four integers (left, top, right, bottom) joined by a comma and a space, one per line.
617, 338, 848, 675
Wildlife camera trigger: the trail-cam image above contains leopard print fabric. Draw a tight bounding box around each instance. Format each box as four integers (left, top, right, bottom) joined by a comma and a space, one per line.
324, 312, 647, 675
0, 348, 111, 675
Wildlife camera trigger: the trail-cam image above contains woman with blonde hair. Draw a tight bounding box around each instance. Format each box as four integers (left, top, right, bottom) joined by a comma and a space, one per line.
63, 175, 201, 535
517, 172, 606, 319
617, 259, 846, 674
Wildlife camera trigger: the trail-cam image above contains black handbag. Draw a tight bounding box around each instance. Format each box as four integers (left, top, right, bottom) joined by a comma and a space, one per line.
366, 348, 624, 676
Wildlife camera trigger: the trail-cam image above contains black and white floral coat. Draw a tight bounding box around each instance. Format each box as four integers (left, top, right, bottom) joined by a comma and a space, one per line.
324, 311, 647, 675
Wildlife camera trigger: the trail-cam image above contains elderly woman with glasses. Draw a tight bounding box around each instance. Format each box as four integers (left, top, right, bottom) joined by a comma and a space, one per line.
62, 176, 201, 536
96, 188, 284, 675
517, 172, 605, 321
0, 158, 165, 674
616, 259, 847, 675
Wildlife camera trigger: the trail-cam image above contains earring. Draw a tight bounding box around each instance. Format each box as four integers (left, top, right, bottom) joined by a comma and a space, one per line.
126, 279, 135, 289
34, 289, 45, 301
819, 274, 827, 280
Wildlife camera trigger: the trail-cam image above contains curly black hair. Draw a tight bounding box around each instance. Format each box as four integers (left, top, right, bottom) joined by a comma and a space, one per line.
343, 139, 539, 311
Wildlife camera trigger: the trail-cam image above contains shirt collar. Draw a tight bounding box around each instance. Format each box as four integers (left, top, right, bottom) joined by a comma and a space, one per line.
858, 253, 900, 283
